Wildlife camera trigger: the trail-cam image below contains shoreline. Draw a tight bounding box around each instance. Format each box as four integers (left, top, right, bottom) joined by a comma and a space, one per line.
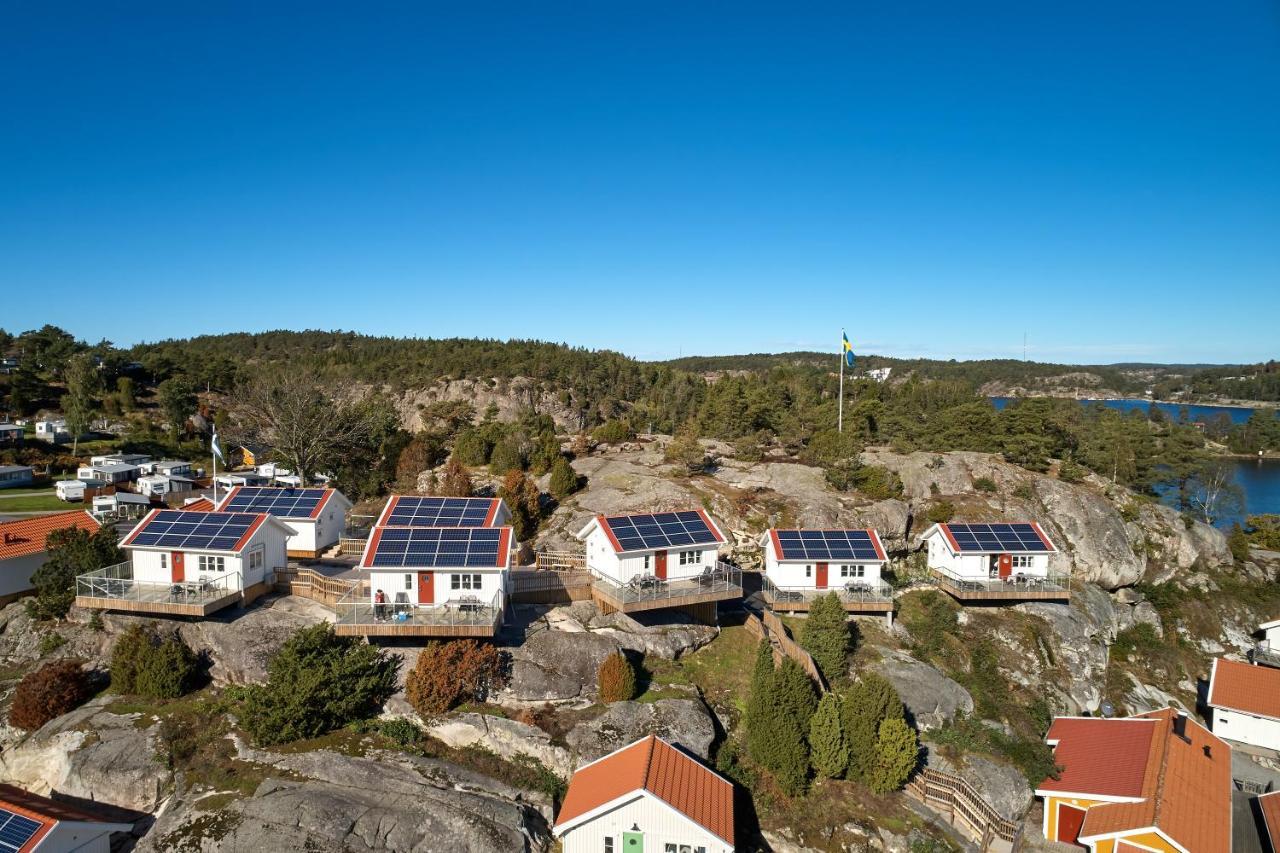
994, 393, 1277, 411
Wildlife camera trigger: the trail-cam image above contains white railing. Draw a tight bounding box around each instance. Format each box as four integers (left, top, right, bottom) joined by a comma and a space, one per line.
76, 561, 243, 605
760, 574, 894, 606
332, 578, 504, 631
591, 561, 742, 605
930, 566, 1070, 594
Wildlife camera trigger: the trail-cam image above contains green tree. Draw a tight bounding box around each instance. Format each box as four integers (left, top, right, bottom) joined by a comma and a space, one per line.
800, 593, 853, 683
110, 624, 199, 698
549, 456, 580, 500
498, 469, 542, 540
28, 527, 123, 620
869, 717, 919, 794
841, 673, 905, 783
808, 692, 849, 778
240, 624, 401, 746
62, 352, 102, 455
435, 458, 474, 497
488, 436, 525, 474
157, 377, 196, 443
664, 428, 708, 474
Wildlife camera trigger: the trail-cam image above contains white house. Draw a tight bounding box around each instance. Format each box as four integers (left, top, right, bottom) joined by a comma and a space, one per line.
91, 452, 150, 468
0, 783, 133, 853
56, 479, 96, 501
759, 528, 888, 591
137, 474, 195, 498
215, 486, 353, 558
138, 459, 191, 477
214, 472, 269, 488
576, 510, 726, 587
1207, 657, 1280, 750
78, 463, 139, 485
93, 491, 151, 518
554, 735, 735, 853
0, 511, 102, 605
117, 508, 290, 595
34, 419, 68, 442
359, 525, 513, 614
920, 521, 1057, 582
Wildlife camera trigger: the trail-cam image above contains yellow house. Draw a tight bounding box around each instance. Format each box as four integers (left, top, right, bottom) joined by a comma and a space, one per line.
1036, 708, 1230, 852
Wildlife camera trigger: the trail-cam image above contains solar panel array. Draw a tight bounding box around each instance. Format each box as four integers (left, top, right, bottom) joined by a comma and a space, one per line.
385, 497, 493, 527
368, 527, 504, 568
775, 530, 882, 562
221, 486, 327, 518
129, 510, 257, 551
0, 809, 43, 853
605, 511, 720, 552
945, 523, 1049, 552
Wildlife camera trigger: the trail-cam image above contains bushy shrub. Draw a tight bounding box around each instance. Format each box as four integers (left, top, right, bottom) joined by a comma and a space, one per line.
241, 624, 401, 745
1057, 459, 1085, 483
868, 717, 919, 794
110, 624, 200, 699
746, 642, 811, 796
925, 500, 955, 524
1228, 523, 1251, 563
799, 593, 853, 682
841, 672, 905, 783
549, 456, 580, 500
973, 476, 997, 493
405, 640, 505, 719
9, 659, 92, 730
808, 692, 848, 778
28, 527, 124, 620
592, 420, 633, 443
664, 430, 708, 474
597, 651, 638, 703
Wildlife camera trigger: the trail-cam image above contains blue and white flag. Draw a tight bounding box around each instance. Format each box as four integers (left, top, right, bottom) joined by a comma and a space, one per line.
211, 428, 224, 463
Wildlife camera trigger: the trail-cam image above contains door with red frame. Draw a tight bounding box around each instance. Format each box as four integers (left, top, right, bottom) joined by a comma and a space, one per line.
654, 551, 667, 580
417, 572, 434, 604
1055, 803, 1086, 845
171, 552, 185, 583
815, 562, 828, 589
998, 553, 1013, 579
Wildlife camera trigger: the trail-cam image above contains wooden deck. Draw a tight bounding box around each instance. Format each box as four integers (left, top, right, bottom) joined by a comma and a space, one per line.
74, 591, 241, 617
333, 620, 498, 638
931, 570, 1070, 603
591, 582, 743, 615
332, 600, 502, 638
764, 594, 895, 614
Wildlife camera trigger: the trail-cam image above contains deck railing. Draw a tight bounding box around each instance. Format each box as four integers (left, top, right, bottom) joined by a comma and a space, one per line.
534, 550, 587, 572
905, 766, 1020, 850
76, 561, 243, 605
760, 574, 894, 606
591, 561, 742, 605
930, 566, 1070, 595
1251, 642, 1280, 669
332, 578, 504, 631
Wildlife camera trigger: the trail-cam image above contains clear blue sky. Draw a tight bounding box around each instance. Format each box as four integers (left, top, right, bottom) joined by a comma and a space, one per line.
3, 2, 1277, 363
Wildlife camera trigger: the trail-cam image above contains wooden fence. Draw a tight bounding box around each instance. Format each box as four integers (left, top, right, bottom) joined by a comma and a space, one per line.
744, 611, 826, 690
275, 567, 357, 605
534, 550, 587, 572
905, 766, 1020, 852
509, 569, 593, 604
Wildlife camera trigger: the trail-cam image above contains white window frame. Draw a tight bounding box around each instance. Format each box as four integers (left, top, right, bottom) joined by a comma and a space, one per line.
1012, 555, 1034, 569
805, 564, 812, 578
197, 554, 226, 575
840, 564, 865, 578
248, 547, 264, 571
679, 550, 704, 566
451, 573, 482, 591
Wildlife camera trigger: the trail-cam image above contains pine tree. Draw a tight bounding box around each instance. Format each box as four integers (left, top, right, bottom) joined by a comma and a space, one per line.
745, 641, 776, 758
436, 459, 474, 497
774, 657, 818, 726
799, 592, 853, 682
868, 717, 919, 794
808, 692, 848, 778
549, 456, 580, 500
841, 672, 904, 783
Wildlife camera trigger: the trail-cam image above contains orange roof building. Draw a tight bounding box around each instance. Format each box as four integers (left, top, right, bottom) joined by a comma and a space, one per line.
1207, 657, 1280, 751
554, 735, 735, 853
0, 782, 132, 852
1036, 708, 1232, 852
0, 511, 101, 604
1258, 790, 1280, 853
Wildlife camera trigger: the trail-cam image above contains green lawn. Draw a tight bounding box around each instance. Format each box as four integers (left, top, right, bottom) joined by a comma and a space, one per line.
0, 493, 77, 512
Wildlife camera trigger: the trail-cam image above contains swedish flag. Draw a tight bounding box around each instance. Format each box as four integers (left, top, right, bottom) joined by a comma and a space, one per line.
842, 331, 855, 368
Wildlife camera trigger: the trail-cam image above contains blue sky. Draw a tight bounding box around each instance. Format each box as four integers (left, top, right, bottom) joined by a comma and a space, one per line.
2, 2, 1277, 363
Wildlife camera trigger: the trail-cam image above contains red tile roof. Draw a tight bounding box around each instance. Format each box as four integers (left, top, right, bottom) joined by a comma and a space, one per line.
182, 497, 214, 511
1040, 709, 1231, 853
0, 783, 130, 851
1208, 657, 1280, 720
0, 512, 101, 561
555, 735, 734, 845
1259, 790, 1280, 853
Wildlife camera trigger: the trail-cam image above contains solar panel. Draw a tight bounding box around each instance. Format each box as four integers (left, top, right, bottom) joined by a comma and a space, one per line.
604, 511, 720, 552
221, 486, 327, 518
384, 497, 495, 527
129, 511, 258, 551
0, 809, 43, 852
945, 523, 1049, 552
368, 527, 505, 568
774, 529, 882, 562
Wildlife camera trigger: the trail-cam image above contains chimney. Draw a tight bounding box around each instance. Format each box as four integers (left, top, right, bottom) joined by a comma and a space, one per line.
1173, 710, 1189, 741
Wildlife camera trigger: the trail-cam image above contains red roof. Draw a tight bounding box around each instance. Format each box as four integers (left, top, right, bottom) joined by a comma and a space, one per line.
1040, 716, 1157, 799
1259, 791, 1280, 853
0, 783, 130, 851
555, 735, 734, 845
1208, 657, 1280, 720
182, 497, 215, 511
0, 512, 101, 561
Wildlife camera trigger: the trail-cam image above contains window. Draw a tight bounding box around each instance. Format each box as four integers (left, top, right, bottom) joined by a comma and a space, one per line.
805, 564, 812, 578
840, 564, 865, 578
1012, 555, 1033, 569
197, 555, 225, 574
248, 548, 264, 571
604, 839, 614, 853
404, 574, 413, 590
159, 553, 167, 569
451, 574, 482, 590
679, 550, 703, 566
665, 846, 677, 853
643, 555, 651, 570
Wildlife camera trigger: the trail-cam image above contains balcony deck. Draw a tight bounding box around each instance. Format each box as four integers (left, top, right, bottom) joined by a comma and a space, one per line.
75, 563, 243, 616
760, 577, 895, 613
331, 584, 503, 637
590, 564, 743, 615
1251, 644, 1280, 669
930, 568, 1070, 602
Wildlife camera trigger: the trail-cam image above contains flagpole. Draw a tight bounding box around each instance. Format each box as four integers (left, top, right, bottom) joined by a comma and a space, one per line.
211, 429, 219, 509
838, 329, 844, 433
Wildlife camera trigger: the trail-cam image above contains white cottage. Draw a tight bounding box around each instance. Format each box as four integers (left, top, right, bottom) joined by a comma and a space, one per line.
576, 510, 726, 587
759, 528, 888, 591
374, 495, 512, 529
359, 525, 512, 614
215, 486, 353, 558
118, 508, 290, 595
0, 783, 133, 853
0, 511, 101, 605
139, 459, 192, 477
1207, 657, 1280, 750
920, 521, 1056, 582
555, 735, 735, 853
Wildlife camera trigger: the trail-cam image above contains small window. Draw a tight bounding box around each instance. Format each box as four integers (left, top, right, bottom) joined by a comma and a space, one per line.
643, 555, 651, 570
604, 839, 614, 853
452, 574, 482, 591
664, 846, 677, 853
160, 553, 167, 569
404, 574, 412, 590
805, 564, 812, 578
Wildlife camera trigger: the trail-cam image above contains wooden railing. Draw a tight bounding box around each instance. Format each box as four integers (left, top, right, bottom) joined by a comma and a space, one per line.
509, 568, 592, 604
534, 550, 587, 572
275, 567, 357, 604
905, 766, 1020, 851
744, 610, 826, 691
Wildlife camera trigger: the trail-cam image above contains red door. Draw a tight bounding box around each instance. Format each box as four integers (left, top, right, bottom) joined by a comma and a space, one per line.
417, 572, 434, 604
815, 563, 828, 589
171, 552, 185, 583
654, 551, 667, 580
998, 553, 1013, 579
1055, 804, 1086, 844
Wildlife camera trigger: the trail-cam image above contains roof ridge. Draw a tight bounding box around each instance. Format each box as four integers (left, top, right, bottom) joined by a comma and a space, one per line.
1145, 710, 1175, 827
640, 734, 659, 789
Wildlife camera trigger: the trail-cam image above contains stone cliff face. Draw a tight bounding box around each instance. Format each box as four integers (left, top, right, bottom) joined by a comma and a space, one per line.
392, 377, 583, 432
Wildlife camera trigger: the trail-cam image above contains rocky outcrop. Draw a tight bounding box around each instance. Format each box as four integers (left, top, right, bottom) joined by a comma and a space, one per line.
922, 746, 1032, 822
1014, 585, 1114, 714
507, 630, 622, 702
0, 696, 169, 813
427, 712, 574, 778
871, 649, 973, 730
138, 746, 551, 853
545, 602, 717, 660
564, 699, 716, 763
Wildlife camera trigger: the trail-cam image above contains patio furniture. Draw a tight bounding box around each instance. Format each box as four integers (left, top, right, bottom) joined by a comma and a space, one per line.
393, 592, 410, 616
